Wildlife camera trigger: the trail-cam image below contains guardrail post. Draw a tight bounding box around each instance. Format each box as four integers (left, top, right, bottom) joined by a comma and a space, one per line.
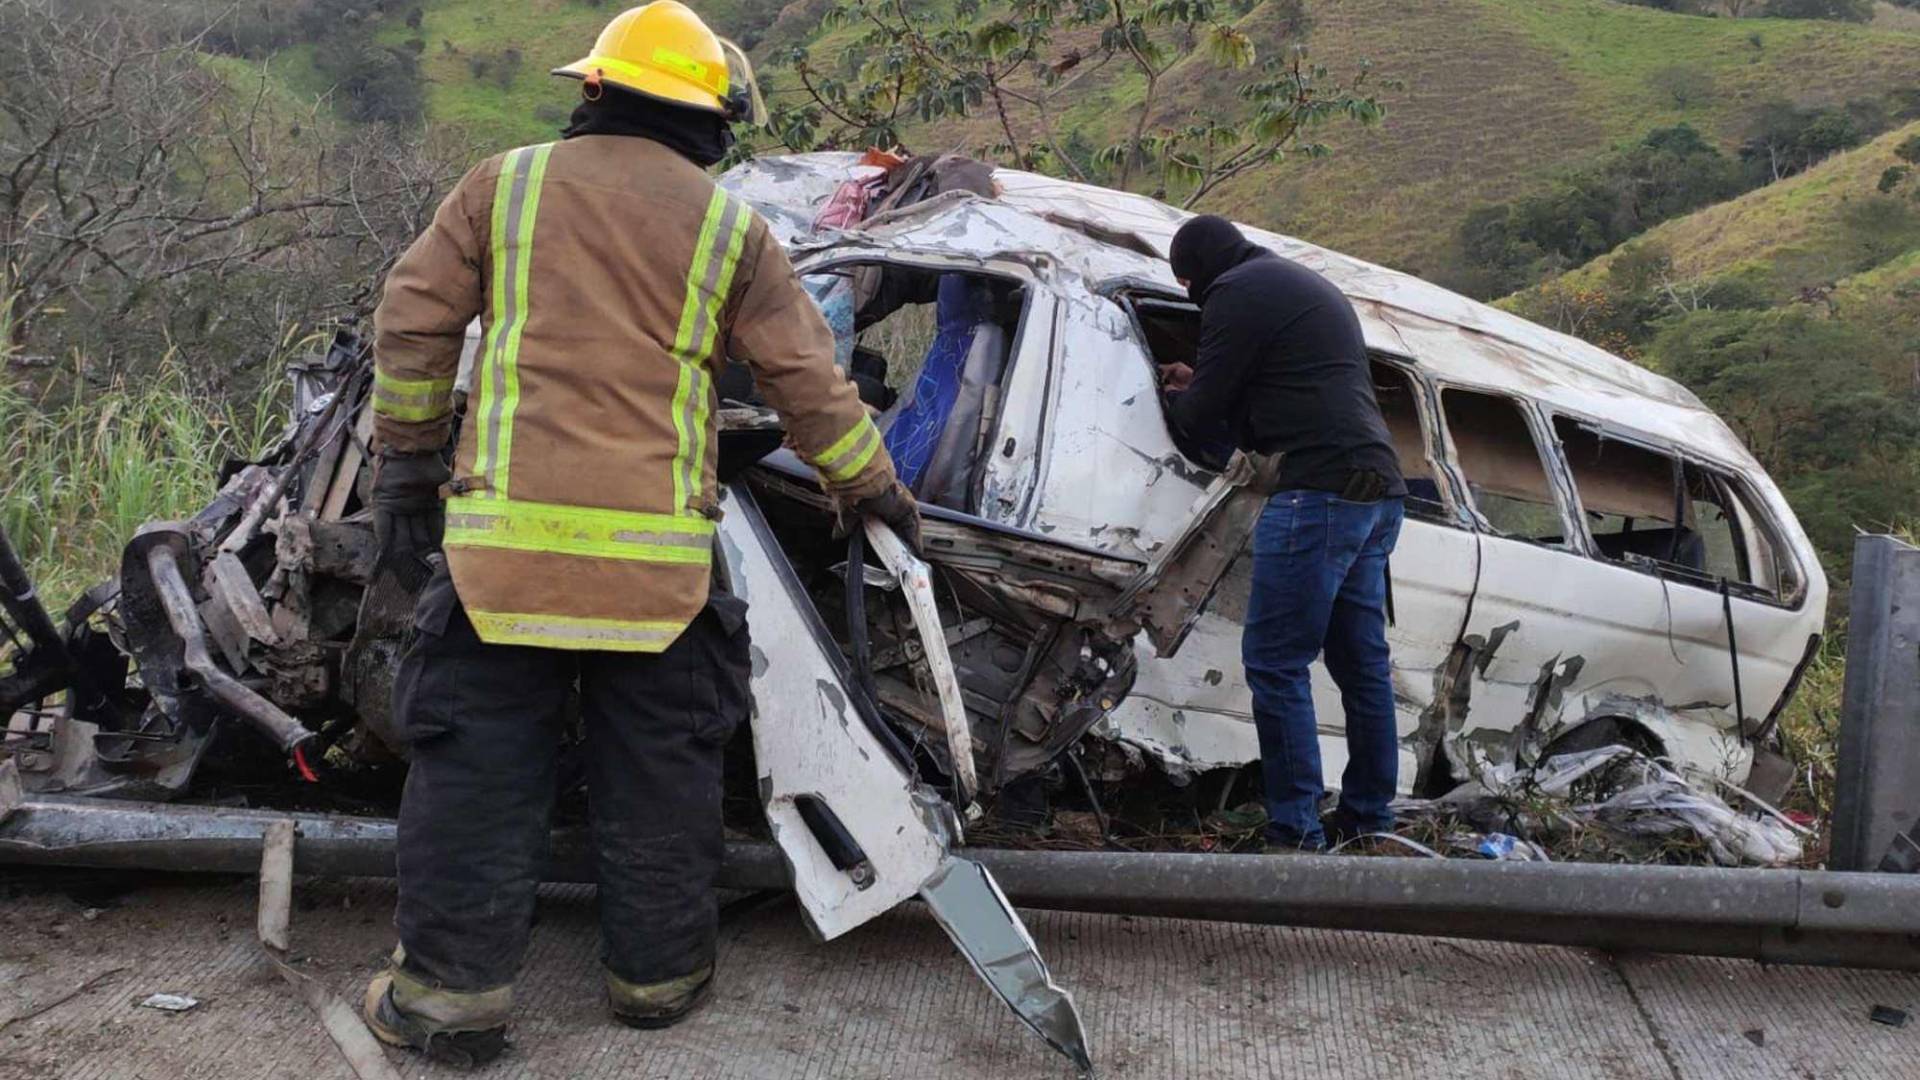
1831, 534, 1920, 872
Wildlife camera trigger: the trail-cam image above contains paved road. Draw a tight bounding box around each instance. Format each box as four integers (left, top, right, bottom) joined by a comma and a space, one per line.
1, 874, 1915, 1079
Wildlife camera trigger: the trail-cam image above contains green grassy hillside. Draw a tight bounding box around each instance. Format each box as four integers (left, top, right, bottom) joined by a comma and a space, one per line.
1491, 120, 1919, 588
374, 0, 788, 146
1518, 120, 1920, 300
1202, 0, 1919, 279
258, 0, 1919, 278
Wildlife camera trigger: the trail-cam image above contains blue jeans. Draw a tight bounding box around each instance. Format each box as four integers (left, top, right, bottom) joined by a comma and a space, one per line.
1243, 491, 1404, 848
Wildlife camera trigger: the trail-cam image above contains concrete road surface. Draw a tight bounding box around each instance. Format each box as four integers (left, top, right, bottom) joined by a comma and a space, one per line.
1, 873, 1915, 1079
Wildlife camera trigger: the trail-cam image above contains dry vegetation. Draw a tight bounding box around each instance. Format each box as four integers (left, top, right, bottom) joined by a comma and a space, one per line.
0, 0, 465, 397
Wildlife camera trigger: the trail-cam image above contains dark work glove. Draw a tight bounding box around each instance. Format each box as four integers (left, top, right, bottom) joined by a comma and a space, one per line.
856, 481, 924, 556
372, 451, 450, 590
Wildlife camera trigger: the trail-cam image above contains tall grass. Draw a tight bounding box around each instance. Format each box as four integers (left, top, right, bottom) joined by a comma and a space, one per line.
1776, 633, 1844, 821
1, 359, 285, 609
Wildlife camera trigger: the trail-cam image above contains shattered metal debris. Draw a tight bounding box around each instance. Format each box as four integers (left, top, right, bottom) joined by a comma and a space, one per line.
137, 993, 199, 1013
1396, 745, 1808, 867
1743, 1029, 1765, 1048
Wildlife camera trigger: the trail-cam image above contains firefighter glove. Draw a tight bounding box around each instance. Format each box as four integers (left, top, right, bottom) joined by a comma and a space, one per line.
856, 481, 924, 555
373, 451, 450, 586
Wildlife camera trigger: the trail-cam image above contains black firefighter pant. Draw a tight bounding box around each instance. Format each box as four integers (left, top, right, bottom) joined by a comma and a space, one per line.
390, 565, 752, 996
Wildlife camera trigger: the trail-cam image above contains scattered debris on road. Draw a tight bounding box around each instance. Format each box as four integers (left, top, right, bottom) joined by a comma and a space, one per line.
137, 992, 199, 1013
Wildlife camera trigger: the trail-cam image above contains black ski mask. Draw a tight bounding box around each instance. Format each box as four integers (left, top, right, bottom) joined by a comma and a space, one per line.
561, 85, 734, 168
1169, 214, 1267, 305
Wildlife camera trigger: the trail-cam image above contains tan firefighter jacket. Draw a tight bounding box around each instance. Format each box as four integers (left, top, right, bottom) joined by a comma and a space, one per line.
371, 135, 896, 652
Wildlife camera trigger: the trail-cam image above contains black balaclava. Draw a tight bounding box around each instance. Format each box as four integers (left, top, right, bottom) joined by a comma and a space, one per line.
562, 84, 733, 167
1169, 214, 1267, 304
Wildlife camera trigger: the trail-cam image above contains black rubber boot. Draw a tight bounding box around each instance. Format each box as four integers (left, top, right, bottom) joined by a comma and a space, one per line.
363, 972, 509, 1068
606, 965, 714, 1030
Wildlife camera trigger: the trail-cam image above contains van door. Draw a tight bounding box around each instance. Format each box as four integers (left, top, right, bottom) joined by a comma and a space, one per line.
1430, 386, 1642, 775
1367, 361, 1481, 792
715, 485, 1091, 1069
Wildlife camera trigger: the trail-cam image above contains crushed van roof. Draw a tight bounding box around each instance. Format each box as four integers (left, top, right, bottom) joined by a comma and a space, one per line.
720, 153, 1765, 476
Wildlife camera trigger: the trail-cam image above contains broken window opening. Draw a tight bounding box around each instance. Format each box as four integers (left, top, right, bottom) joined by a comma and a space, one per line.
1550, 417, 1789, 600
1111, 291, 1228, 471
1128, 295, 1201, 372
1689, 465, 1791, 600
1552, 417, 1699, 571
1371, 359, 1451, 523
1440, 388, 1567, 546
730, 263, 1028, 513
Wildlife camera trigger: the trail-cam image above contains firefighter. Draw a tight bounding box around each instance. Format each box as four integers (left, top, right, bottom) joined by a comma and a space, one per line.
359, 2, 919, 1065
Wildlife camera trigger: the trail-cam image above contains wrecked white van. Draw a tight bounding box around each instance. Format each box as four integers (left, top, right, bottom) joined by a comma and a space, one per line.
720, 154, 1828, 805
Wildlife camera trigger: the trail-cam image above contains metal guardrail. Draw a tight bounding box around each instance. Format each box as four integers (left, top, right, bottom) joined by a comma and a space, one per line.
5, 770, 1920, 973
1832, 534, 1920, 873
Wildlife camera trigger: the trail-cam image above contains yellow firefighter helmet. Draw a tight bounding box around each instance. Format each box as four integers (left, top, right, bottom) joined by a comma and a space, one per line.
552, 1, 766, 125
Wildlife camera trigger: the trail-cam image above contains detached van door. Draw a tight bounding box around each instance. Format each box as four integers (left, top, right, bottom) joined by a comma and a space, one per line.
714, 485, 1091, 1070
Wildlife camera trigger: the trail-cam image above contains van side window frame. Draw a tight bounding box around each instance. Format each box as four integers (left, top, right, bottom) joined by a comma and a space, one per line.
1104, 288, 1476, 522
1432, 383, 1580, 550
1370, 355, 1473, 530
1106, 286, 1227, 473
1545, 410, 1806, 609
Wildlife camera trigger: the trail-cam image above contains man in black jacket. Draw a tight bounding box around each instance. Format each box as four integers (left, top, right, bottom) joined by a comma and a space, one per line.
1162, 215, 1407, 851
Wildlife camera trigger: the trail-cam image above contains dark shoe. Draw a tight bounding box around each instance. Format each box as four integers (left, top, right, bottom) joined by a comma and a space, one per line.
606, 965, 713, 1030
1261, 831, 1327, 854
1322, 809, 1392, 850
363, 972, 508, 1068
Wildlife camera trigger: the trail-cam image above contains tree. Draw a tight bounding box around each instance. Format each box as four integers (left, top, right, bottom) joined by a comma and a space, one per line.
759, 0, 1387, 208
1739, 101, 1876, 184
0, 0, 459, 389
1457, 125, 1741, 295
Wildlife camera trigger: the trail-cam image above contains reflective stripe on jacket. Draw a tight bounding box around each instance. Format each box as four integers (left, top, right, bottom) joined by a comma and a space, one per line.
372, 136, 894, 651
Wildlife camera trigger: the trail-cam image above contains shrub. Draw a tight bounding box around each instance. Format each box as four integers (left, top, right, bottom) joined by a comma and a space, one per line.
1459, 125, 1742, 294
0, 367, 284, 604
1760, 0, 1874, 20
